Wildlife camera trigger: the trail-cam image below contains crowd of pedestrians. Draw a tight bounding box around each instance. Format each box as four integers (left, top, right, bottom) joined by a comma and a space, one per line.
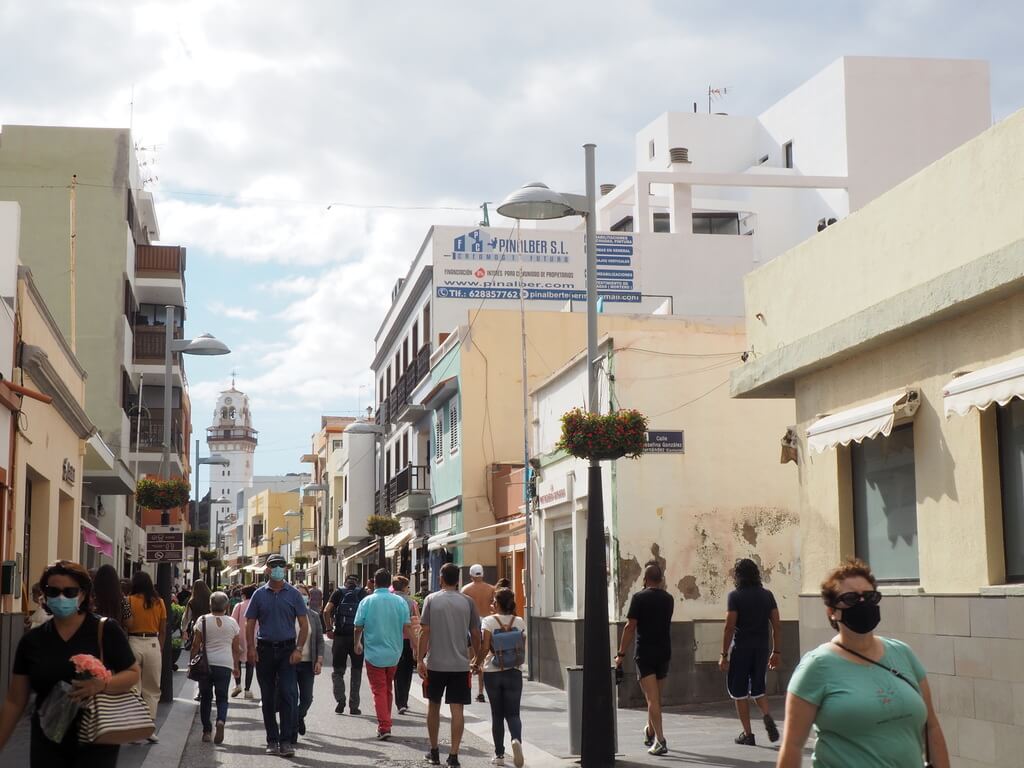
0, 550, 950, 767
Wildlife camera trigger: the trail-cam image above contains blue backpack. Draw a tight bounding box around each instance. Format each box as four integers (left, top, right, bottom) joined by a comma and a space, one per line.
490, 617, 525, 670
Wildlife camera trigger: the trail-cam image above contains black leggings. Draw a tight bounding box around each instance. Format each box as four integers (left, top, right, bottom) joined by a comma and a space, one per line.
483, 669, 523, 757
235, 661, 255, 689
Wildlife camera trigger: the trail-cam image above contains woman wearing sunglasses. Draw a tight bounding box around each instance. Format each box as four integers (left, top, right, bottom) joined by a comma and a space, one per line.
776, 559, 949, 768
0, 560, 140, 767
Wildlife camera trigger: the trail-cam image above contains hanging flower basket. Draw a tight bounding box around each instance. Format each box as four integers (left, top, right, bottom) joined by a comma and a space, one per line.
557, 408, 649, 461
366, 515, 402, 538
318, 545, 336, 557
136, 479, 191, 510
199, 549, 219, 562
184, 530, 209, 549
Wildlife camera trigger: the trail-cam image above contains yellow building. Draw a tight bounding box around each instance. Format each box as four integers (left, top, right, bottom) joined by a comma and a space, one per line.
732, 109, 1024, 765
13, 266, 94, 588
246, 490, 302, 562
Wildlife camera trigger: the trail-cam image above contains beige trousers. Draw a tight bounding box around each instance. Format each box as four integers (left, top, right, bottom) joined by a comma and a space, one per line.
130, 634, 163, 721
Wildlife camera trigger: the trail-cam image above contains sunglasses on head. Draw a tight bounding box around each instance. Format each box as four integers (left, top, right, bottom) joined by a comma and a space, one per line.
833, 590, 882, 608
43, 586, 82, 599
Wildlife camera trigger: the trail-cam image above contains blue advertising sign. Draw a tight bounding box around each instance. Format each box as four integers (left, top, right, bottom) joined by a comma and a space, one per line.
644, 430, 685, 454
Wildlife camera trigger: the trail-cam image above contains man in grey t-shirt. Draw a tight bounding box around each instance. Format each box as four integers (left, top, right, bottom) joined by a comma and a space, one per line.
418, 563, 481, 767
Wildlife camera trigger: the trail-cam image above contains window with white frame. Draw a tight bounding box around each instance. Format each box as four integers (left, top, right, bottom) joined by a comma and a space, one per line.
434, 411, 443, 462
851, 424, 919, 581
552, 526, 574, 614
996, 400, 1024, 581
449, 400, 459, 454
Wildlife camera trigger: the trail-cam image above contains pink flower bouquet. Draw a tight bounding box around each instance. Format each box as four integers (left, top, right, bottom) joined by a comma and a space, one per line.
71, 654, 112, 682
38, 654, 111, 742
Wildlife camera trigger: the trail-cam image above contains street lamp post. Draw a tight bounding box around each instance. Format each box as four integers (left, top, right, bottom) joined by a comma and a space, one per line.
194, 441, 230, 530
156, 311, 230, 703
284, 508, 302, 567
303, 482, 329, 592
498, 146, 614, 768
273, 526, 288, 560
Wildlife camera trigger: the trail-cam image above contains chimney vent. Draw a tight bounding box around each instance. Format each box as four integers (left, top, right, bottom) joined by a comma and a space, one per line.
669, 147, 691, 164
600, 184, 616, 196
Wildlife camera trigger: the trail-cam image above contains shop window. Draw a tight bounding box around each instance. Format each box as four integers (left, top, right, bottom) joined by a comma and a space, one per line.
553, 526, 574, 614
996, 400, 1024, 581
851, 424, 919, 582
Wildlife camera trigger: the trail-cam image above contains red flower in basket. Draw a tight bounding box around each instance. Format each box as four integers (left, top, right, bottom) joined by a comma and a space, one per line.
70, 654, 112, 682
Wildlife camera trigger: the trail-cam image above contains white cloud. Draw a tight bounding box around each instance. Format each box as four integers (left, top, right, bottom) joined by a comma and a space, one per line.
209, 302, 259, 321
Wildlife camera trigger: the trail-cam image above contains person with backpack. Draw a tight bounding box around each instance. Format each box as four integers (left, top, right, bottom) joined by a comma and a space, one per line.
323, 573, 368, 715
477, 587, 526, 767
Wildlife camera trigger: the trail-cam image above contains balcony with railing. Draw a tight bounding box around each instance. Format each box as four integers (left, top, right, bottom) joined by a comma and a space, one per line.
135, 245, 186, 305
376, 464, 430, 519
133, 324, 184, 364
207, 425, 258, 444
130, 409, 184, 454
390, 344, 432, 423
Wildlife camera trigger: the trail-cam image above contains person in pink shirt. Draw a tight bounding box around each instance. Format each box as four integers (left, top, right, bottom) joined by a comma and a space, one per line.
231, 584, 257, 699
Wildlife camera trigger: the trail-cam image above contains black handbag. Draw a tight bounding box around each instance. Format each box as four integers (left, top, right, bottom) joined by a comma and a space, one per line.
187, 616, 210, 681
834, 642, 933, 767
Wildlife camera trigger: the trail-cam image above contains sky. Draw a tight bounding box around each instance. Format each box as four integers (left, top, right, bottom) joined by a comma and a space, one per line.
1, 1, 1022, 498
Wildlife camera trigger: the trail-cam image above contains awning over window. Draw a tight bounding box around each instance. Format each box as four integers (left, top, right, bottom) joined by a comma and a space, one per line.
342, 540, 380, 563
427, 517, 526, 551
806, 390, 919, 454
384, 529, 415, 556
80, 520, 113, 557
944, 355, 1024, 418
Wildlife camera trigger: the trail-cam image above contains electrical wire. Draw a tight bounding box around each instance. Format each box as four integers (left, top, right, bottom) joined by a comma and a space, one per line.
614, 345, 747, 359
648, 377, 732, 419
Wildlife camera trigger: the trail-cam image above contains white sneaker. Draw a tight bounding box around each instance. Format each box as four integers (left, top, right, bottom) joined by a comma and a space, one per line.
146, 734, 159, 744
511, 739, 524, 767
648, 740, 668, 756
231, 685, 242, 697
243, 690, 254, 700
491, 757, 505, 766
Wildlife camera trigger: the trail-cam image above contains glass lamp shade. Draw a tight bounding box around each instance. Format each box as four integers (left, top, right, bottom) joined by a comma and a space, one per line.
496, 182, 575, 220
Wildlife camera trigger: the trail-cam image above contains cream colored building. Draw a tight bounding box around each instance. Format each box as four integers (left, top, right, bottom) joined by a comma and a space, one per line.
527, 312, 798, 705
246, 490, 301, 562
732, 109, 1024, 766
14, 266, 94, 587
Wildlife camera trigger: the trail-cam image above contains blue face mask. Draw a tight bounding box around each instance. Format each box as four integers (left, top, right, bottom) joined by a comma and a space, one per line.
48, 596, 81, 618
302, 596, 310, 606
270, 566, 286, 581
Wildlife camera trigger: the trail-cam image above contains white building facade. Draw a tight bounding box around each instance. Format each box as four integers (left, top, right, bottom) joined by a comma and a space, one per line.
207, 384, 257, 550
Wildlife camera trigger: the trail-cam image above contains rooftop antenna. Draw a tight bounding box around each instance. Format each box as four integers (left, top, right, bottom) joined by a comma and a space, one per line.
708, 85, 729, 114
480, 202, 491, 227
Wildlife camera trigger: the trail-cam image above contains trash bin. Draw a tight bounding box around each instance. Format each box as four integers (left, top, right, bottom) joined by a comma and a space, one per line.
566, 666, 618, 756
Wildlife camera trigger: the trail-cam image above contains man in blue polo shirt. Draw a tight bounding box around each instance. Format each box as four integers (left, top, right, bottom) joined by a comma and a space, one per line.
354, 568, 410, 740
245, 553, 309, 757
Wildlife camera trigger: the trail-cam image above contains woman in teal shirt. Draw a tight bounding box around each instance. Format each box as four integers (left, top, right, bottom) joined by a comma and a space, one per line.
776, 559, 949, 768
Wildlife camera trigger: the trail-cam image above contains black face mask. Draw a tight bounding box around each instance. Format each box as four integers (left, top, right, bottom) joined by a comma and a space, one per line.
837, 601, 881, 634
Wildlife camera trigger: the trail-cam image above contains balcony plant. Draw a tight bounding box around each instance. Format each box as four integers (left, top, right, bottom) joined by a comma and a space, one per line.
136, 478, 191, 510
557, 408, 649, 461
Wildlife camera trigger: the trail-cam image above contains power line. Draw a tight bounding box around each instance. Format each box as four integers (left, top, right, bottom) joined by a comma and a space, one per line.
648, 377, 732, 419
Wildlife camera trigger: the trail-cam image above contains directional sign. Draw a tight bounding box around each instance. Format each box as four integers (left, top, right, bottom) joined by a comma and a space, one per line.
146, 525, 184, 563
644, 430, 685, 454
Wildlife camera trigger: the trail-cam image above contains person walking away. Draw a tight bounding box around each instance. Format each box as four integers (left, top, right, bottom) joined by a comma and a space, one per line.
392, 575, 420, 714
615, 563, 674, 756
183, 580, 212, 702
477, 587, 526, 768
231, 584, 258, 699
93, 564, 132, 630
308, 583, 323, 615
323, 573, 368, 714
776, 558, 949, 768
0, 560, 141, 767
126, 571, 166, 742
193, 591, 241, 745
245, 554, 309, 758
419, 562, 482, 768
719, 558, 782, 746
353, 569, 410, 740
25, 583, 50, 630
289, 584, 325, 741
461, 564, 494, 703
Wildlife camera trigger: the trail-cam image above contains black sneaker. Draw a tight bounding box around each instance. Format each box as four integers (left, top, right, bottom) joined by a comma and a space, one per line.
763, 713, 779, 743
378, 730, 391, 741
265, 742, 280, 755
446, 755, 461, 768
298, 718, 306, 736
735, 731, 756, 746
475, 693, 486, 703
335, 703, 345, 714
280, 743, 296, 757
350, 707, 361, 715
425, 747, 441, 765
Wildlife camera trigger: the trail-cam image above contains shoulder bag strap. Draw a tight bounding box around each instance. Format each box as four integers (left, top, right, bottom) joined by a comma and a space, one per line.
833, 642, 931, 767
97, 616, 107, 665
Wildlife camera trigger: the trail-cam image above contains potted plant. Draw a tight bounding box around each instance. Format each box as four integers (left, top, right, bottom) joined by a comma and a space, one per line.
136, 478, 191, 510
557, 407, 648, 461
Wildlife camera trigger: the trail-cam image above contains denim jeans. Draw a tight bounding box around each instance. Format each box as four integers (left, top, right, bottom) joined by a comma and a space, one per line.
483, 669, 523, 757
200, 665, 232, 731
296, 661, 315, 724
255, 641, 298, 745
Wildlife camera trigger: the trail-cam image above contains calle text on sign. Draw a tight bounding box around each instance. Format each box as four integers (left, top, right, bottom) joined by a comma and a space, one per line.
644, 430, 685, 454
145, 524, 184, 563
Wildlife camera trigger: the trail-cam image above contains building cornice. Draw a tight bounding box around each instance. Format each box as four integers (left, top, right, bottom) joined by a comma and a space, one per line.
371, 265, 434, 371
18, 266, 88, 379
21, 344, 95, 439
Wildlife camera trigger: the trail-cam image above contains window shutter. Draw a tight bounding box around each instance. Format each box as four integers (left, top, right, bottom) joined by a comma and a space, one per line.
450, 401, 459, 452
434, 413, 443, 461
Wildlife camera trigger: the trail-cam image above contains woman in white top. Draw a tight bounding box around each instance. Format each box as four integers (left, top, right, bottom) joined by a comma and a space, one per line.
192, 591, 241, 744
283, 584, 324, 746
477, 587, 527, 768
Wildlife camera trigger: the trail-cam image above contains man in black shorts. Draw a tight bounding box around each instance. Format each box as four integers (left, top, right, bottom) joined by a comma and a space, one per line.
418, 562, 481, 768
615, 563, 674, 756
719, 558, 781, 746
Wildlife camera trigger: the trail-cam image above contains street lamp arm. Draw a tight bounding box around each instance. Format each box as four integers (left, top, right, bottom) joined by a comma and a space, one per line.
560, 193, 591, 215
